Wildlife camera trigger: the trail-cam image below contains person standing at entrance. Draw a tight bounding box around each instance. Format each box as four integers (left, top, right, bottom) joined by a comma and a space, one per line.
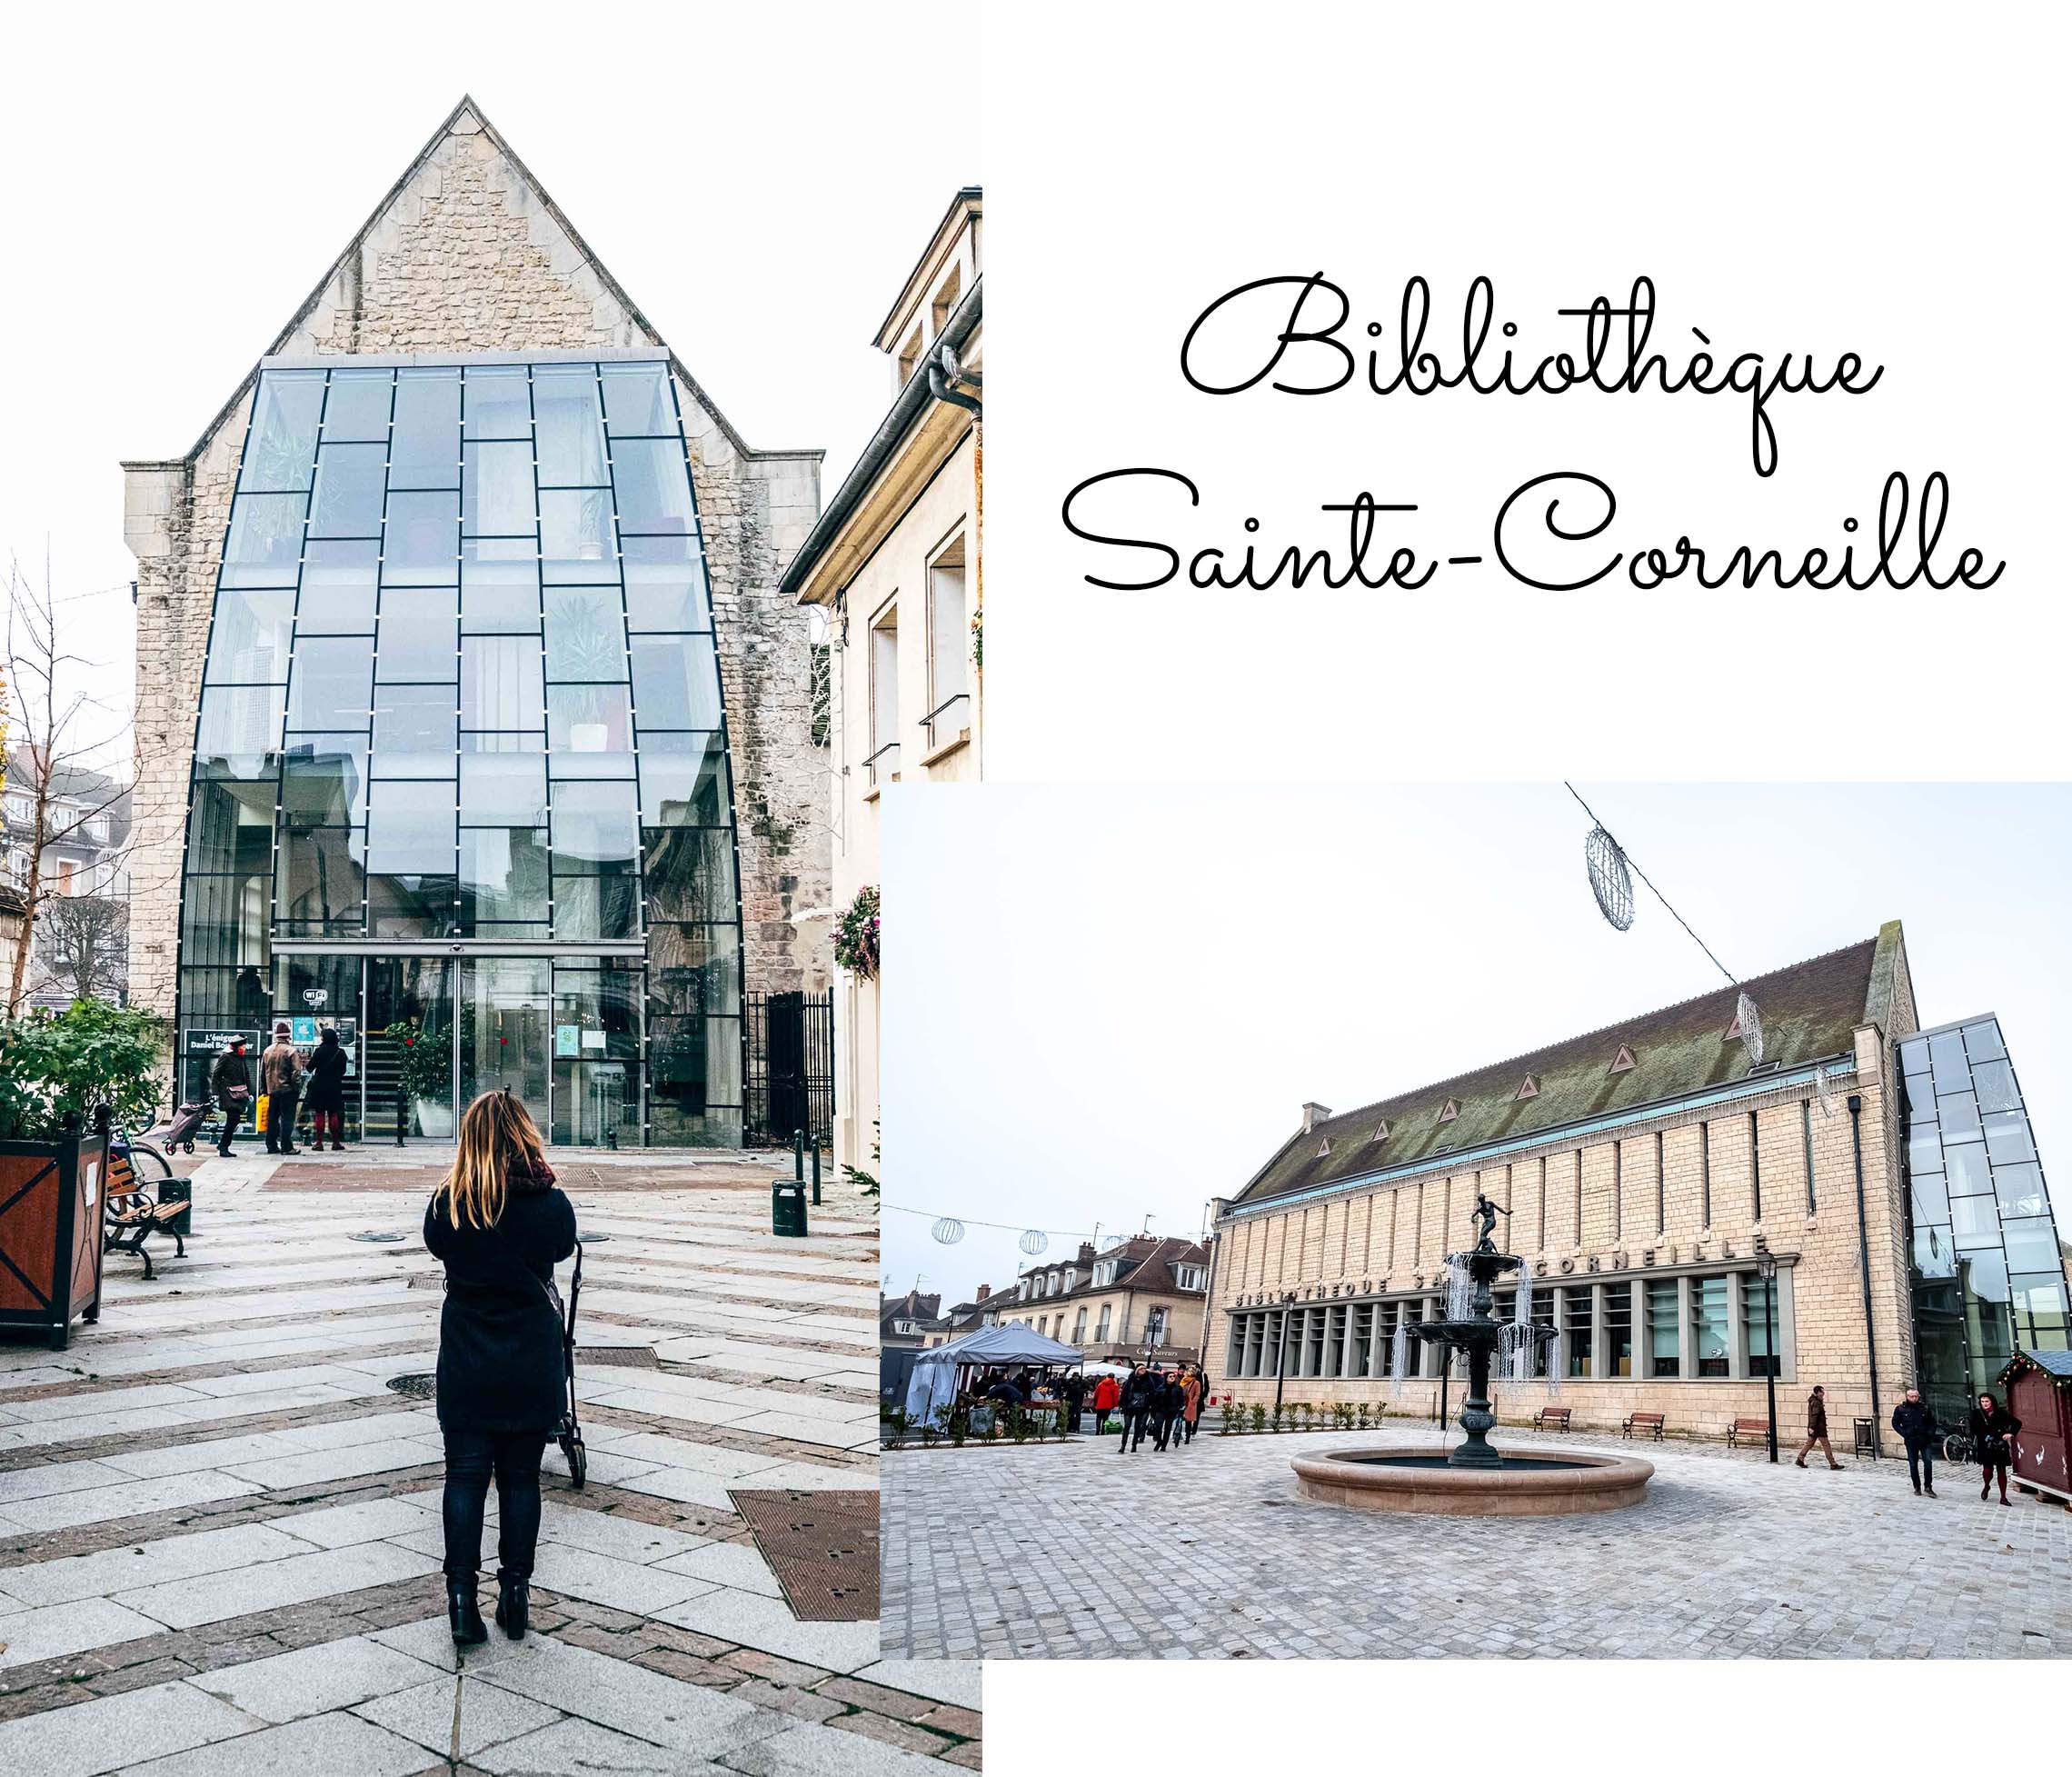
1968, 1391, 2022, 1504
423, 1091, 577, 1645
260, 1023, 303, 1156
1891, 1387, 1939, 1497
304, 1027, 349, 1151
211, 1038, 252, 1157
1794, 1384, 1842, 1469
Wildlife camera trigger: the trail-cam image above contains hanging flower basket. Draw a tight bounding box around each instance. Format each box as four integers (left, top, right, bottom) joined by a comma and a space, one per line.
835, 886, 881, 980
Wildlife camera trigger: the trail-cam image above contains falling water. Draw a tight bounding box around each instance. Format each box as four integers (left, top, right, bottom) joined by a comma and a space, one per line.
1388, 1319, 1409, 1398
1445, 1253, 1473, 1321
1544, 1327, 1564, 1399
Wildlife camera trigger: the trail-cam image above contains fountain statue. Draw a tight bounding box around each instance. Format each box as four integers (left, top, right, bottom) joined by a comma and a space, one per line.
1411, 1192, 1551, 1469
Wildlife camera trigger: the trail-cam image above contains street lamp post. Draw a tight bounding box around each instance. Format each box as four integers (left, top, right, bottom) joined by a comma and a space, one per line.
1758, 1251, 1780, 1463
1272, 1292, 1296, 1415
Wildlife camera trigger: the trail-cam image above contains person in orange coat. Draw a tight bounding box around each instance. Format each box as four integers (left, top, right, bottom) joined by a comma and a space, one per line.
1180, 1368, 1203, 1444
1092, 1373, 1121, 1433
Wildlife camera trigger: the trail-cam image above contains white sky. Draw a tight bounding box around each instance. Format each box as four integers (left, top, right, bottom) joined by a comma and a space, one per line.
0, 5, 978, 772
881, 783, 2072, 1305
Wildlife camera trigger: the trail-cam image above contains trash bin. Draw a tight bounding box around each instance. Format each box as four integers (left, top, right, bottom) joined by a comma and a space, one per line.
159, 1178, 194, 1238
772, 1178, 809, 1238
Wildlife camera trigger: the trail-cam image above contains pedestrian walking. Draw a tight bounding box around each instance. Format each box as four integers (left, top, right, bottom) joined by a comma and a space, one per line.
260, 1022, 303, 1155
1093, 1372, 1120, 1435
1793, 1384, 1843, 1470
1181, 1366, 1203, 1444
1118, 1363, 1154, 1453
1160, 1370, 1186, 1450
304, 1026, 350, 1151
1968, 1391, 2022, 1504
210, 1038, 253, 1157
423, 1090, 577, 1645
1891, 1386, 1939, 1497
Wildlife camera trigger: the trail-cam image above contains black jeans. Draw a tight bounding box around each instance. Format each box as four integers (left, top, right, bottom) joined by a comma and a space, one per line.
1119, 1407, 1149, 1452
442, 1427, 547, 1581
216, 1098, 245, 1154
264, 1088, 299, 1153
1903, 1438, 1935, 1490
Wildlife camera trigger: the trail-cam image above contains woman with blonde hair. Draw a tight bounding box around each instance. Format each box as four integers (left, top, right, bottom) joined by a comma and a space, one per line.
423, 1090, 576, 1644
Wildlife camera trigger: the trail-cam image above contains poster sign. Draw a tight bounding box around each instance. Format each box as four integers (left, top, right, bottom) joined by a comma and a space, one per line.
302, 988, 328, 1008
291, 1017, 319, 1045
555, 1024, 580, 1057
581, 1030, 607, 1051
186, 1029, 258, 1056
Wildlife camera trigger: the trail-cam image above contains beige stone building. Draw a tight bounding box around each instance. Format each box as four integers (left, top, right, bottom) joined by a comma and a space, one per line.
996, 1236, 1210, 1365
782, 190, 981, 1179
1206, 923, 2067, 1441
118, 97, 831, 1146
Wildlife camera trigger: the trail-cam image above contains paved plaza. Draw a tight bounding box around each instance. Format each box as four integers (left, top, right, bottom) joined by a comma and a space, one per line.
882, 1419, 2072, 1662
0, 1150, 980, 1774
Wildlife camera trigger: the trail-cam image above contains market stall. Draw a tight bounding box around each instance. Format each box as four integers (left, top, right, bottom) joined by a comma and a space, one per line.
902, 1323, 1082, 1427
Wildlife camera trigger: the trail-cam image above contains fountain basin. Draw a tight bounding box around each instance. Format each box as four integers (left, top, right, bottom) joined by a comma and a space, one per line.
1291, 1446, 1653, 1516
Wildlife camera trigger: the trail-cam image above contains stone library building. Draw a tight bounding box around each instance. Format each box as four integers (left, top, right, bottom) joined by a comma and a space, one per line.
1206, 922, 2067, 1440
120, 100, 830, 1148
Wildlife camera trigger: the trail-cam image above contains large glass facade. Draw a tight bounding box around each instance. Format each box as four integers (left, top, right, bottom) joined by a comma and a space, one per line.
1900, 1016, 2067, 1422
175, 351, 745, 1144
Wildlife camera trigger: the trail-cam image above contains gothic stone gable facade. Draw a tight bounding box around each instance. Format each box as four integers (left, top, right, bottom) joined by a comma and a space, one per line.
120, 98, 829, 1052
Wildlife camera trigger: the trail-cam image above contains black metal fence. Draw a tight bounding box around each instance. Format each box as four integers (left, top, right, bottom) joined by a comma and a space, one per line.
744, 987, 835, 1149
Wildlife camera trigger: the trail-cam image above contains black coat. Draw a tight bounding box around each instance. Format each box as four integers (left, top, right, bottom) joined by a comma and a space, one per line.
423, 1165, 577, 1434
211, 1052, 252, 1113
1121, 1371, 1154, 1412
1967, 1403, 2021, 1466
304, 1042, 350, 1114
1890, 1398, 1938, 1446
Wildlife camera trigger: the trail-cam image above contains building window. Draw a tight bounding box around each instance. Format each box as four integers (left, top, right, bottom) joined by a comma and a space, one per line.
1604, 1284, 1635, 1377
1147, 1305, 1169, 1350
1096, 1303, 1111, 1343
1563, 1288, 1592, 1378
1647, 1279, 1681, 1377
867, 604, 899, 786
1692, 1274, 1730, 1376
923, 537, 969, 754
1072, 1305, 1087, 1343
1745, 1272, 1781, 1377
1174, 1263, 1205, 1291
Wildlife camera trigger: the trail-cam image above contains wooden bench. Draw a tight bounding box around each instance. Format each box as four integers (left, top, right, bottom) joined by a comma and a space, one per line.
1622, 1411, 1667, 1441
1534, 1407, 1571, 1433
1727, 1416, 1773, 1450
102, 1152, 186, 1281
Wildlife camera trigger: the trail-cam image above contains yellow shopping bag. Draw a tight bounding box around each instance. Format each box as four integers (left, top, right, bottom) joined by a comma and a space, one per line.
254, 1093, 270, 1133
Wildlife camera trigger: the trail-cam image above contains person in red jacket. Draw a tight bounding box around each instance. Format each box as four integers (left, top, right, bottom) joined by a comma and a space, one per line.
1092, 1373, 1121, 1432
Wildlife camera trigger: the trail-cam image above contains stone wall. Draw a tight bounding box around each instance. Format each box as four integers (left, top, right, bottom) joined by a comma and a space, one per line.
121, 104, 829, 1098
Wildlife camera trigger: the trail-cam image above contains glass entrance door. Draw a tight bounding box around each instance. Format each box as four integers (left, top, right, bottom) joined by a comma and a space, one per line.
364, 957, 456, 1140
461, 958, 552, 1134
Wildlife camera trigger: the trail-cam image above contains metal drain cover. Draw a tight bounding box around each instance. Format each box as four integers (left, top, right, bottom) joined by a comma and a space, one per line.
578, 1233, 611, 1243
577, 1346, 658, 1368
385, 1373, 437, 1400
350, 1231, 405, 1243
727, 1488, 879, 1622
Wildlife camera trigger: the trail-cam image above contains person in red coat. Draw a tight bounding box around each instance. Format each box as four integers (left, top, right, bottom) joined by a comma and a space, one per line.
1092, 1373, 1121, 1430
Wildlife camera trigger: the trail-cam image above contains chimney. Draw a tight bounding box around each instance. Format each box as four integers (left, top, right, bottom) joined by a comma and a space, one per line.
1077, 1242, 1095, 1263
974, 1283, 990, 1303
1301, 1102, 1333, 1133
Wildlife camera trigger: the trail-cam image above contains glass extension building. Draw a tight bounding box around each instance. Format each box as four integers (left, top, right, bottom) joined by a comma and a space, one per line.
175, 350, 745, 1146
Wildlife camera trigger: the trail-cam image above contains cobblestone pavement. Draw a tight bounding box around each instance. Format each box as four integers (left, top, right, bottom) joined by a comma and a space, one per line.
0, 1149, 981, 1774
882, 1419, 2072, 1662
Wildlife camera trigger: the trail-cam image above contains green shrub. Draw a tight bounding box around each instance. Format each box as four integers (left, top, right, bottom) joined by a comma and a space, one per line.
0, 1001, 167, 1142
1248, 1402, 1267, 1433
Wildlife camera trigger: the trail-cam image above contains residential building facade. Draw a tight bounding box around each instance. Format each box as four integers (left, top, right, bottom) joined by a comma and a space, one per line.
4, 753, 134, 1008
120, 98, 829, 1145
782, 189, 982, 1180
1205, 923, 2067, 1440
996, 1235, 1210, 1365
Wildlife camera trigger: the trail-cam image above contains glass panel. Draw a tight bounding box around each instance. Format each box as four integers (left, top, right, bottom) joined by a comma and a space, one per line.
550, 779, 640, 867
372, 684, 457, 776
1910, 1170, 1950, 1225
611, 437, 694, 534
1971, 1060, 2020, 1114
384, 491, 460, 584
461, 958, 551, 1131
2002, 1217, 2060, 1273
366, 780, 455, 874
638, 732, 727, 826
183, 779, 275, 875
287, 637, 374, 732
1691, 1276, 1728, 1376
599, 361, 673, 434
540, 489, 615, 580
274, 826, 365, 934
1562, 1287, 1592, 1378
1951, 1194, 2001, 1244
1983, 1111, 2037, 1168
463, 440, 536, 535
1945, 1143, 1993, 1198
631, 634, 720, 728
1937, 1093, 1981, 1143
460, 752, 548, 825
390, 369, 461, 489
222, 494, 306, 585
1927, 1030, 1970, 1093
534, 366, 606, 485
195, 685, 286, 771
364, 956, 453, 1136
552, 874, 641, 940
643, 827, 736, 924
2010, 1274, 2069, 1346
282, 735, 369, 825
1992, 1163, 2048, 1220
321, 368, 393, 442
463, 365, 533, 440
309, 443, 387, 536
547, 685, 634, 774
367, 872, 459, 940
551, 961, 643, 1146
298, 540, 380, 633
1745, 1273, 1779, 1376
1647, 1279, 1679, 1376
1913, 1223, 1957, 1279
243, 372, 324, 491
459, 827, 550, 927
461, 543, 541, 631
179, 869, 270, 965
376, 590, 459, 681
622, 535, 711, 631
206, 588, 295, 684
1907, 1125, 1945, 1175
646, 925, 740, 1015
1603, 1286, 1634, 1377
461, 636, 544, 729
544, 588, 628, 682
1962, 1020, 2007, 1064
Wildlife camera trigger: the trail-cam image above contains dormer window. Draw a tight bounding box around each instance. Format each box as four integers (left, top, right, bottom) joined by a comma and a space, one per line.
1094, 1260, 1119, 1287
1515, 1075, 1539, 1101
1439, 1100, 1459, 1123
1317, 1138, 1332, 1157
1174, 1263, 1207, 1291
1371, 1121, 1390, 1141
1610, 1045, 1637, 1073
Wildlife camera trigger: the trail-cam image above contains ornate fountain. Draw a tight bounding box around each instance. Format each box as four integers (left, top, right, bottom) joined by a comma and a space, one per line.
1289, 1194, 1655, 1515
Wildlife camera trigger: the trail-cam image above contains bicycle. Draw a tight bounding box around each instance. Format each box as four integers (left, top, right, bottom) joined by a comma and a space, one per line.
1941, 1428, 1976, 1465
110, 1123, 174, 1184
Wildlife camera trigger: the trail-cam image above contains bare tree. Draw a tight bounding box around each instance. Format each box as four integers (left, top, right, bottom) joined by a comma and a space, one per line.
4, 551, 138, 1016
31, 894, 129, 1004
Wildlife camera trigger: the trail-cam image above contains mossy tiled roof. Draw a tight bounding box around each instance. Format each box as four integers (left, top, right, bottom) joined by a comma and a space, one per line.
1235, 925, 1901, 1209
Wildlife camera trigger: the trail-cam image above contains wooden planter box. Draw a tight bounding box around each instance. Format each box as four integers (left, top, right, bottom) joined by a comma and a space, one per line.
0, 1133, 108, 1350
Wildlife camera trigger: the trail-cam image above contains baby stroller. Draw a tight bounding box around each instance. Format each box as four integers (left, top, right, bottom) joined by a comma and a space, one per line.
554, 1238, 588, 1488
162, 1101, 216, 1155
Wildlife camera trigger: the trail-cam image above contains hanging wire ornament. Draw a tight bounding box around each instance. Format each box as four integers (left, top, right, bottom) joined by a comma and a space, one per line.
1583, 825, 1636, 931
1017, 1229, 1050, 1257
1736, 990, 1766, 1066
930, 1217, 965, 1245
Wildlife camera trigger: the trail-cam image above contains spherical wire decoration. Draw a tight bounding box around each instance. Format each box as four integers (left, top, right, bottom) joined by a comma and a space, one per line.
1583, 825, 1635, 931
1018, 1229, 1050, 1256
930, 1217, 965, 1245
1736, 991, 1766, 1066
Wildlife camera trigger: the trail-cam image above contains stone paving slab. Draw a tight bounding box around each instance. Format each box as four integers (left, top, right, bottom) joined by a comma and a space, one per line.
184, 1632, 449, 1723
0, 1679, 264, 1777
124, 1707, 443, 1777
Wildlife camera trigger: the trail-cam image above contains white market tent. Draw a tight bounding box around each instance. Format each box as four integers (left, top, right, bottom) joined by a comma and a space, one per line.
902, 1323, 1082, 1424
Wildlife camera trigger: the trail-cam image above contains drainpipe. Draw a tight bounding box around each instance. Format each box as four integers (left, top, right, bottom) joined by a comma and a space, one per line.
1847, 1093, 1884, 1454
929, 343, 982, 416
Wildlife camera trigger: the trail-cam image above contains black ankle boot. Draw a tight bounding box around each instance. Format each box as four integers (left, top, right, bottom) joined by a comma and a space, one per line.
494, 1572, 529, 1641
448, 1578, 488, 1645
